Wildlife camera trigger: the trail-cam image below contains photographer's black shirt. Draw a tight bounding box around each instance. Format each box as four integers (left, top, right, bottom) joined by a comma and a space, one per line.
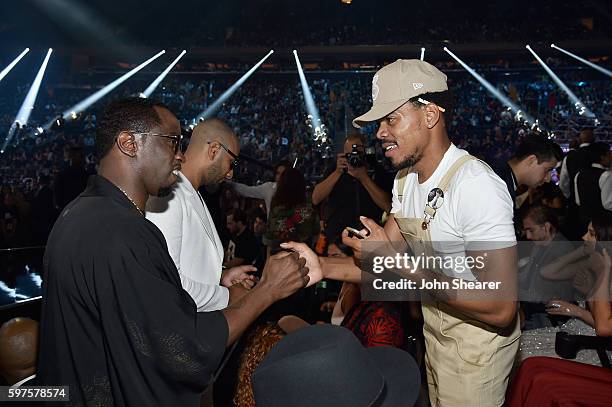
322, 164, 393, 242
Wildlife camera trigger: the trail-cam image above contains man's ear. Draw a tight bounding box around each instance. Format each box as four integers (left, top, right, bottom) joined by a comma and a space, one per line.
424, 103, 441, 129
525, 154, 539, 167
116, 131, 137, 157
544, 222, 552, 235
207, 141, 220, 161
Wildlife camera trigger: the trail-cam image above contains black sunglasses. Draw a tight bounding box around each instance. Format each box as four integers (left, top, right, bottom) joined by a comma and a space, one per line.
208, 141, 239, 169
131, 132, 183, 154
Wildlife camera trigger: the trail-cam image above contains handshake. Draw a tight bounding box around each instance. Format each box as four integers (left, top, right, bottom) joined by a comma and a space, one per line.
222, 241, 325, 302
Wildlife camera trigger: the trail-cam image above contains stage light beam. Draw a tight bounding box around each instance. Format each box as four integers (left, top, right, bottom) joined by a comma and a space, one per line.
142, 50, 187, 98
0, 48, 30, 83
2, 48, 53, 152
551, 44, 612, 78
194, 50, 274, 122
526, 45, 596, 120
54, 50, 166, 125
293, 49, 326, 143
443, 47, 542, 131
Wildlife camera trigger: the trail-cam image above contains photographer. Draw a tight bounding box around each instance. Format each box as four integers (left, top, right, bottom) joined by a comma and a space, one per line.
312, 134, 392, 242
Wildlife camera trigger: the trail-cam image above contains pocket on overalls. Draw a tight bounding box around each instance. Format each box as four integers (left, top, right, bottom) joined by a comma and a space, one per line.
439, 309, 503, 367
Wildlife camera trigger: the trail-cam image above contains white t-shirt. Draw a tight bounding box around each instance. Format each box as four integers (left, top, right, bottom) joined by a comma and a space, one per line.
391, 144, 516, 279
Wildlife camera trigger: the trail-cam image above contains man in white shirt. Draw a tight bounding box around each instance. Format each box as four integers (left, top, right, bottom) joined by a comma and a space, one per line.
283, 60, 519, 406
146, 119, 255, 312
601, 171, 612, 211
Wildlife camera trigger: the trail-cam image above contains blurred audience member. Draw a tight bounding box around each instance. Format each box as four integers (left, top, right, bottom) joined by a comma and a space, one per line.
225, 209, 261, 268
0, 317, 39, 387
264, 168, 318, 256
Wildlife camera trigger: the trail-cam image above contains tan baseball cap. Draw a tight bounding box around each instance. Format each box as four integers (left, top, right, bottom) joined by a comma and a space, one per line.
352, 59, 448, 128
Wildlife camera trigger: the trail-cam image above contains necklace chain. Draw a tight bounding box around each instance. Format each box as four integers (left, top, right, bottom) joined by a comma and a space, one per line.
117, 187, 144, 215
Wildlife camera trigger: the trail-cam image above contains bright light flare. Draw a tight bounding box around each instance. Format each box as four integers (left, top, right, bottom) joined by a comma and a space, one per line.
142, 50, 187, 97
551, 44, 612, 78
526, 45, 597, 119
3, 48, 53, 152
194, 50, 274, 122
55, 50, 166, 125
293, 49, 327, 144
443, 47, 543, 131
0, 48, 30, 83
420, 47, 425, 61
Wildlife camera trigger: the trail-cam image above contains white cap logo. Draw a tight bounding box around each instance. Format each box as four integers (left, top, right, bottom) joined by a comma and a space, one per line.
372, 74, 380, 101
413, 82, 424, 90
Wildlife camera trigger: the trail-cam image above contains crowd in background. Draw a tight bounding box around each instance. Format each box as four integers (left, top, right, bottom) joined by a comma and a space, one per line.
0, 70, 609, 251
0, 0, 610, 403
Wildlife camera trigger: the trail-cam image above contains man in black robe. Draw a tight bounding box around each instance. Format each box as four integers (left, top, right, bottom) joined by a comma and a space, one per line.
36, 98, 309, 406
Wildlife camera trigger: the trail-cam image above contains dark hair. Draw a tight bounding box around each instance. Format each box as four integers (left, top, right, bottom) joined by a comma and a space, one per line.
591, 211, 612, 242
408, 90, 455, 123
533, 182, 565, 207
227, 208, 248, 225
275, 160, 291, 173
249, 207, 267, 223
523, 204, 559, 231
326, 236, 352, 257
96, 97, 168, 159
588, 142, 610, 165
271, 167, 306, 210
234, 323, 286, 407
345, 133, 366, 145
569, 138, 580, 150
512, 135, 563, 164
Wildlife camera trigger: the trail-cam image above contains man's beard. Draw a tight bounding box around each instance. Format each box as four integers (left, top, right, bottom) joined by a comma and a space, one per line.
156, 185, 174, 197
203, 161, 224, 189
393, 153, 422, 170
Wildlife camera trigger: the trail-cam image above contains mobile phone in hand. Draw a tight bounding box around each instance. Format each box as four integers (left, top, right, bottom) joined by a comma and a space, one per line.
345, 226, 365, 239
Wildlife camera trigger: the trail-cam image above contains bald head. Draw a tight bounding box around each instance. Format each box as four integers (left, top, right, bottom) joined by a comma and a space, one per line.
0, 317, 38, 385
187, 118, 238, 154
579, 129, 594, 144
182, 118, 240, 188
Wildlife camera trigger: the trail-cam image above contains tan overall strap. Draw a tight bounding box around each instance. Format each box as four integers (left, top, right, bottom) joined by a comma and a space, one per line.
396, 155, 486, 204
396, 168, 411, 204
437, 155, 477, 192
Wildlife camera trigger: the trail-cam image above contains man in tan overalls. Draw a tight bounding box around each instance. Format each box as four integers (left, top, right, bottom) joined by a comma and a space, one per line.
283, 60, 520, 406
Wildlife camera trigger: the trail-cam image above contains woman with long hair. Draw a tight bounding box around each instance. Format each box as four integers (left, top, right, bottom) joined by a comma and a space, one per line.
263, 167, 318, 257
508, 211, 612, 406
